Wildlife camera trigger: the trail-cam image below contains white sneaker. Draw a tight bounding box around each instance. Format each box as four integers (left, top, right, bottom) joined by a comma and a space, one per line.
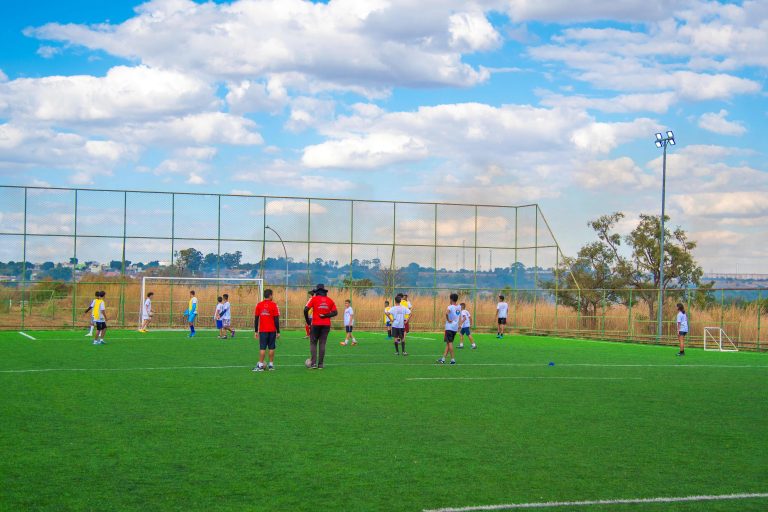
85, 332, 93, 337
92, 340, 99, 345
268, 364, 275, 371
458, 343, 464, 349
471, 344, 477, 349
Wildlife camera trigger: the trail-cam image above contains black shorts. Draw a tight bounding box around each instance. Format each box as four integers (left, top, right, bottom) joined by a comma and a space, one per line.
391, 327, 405, 340
444, 330, 457, 343
310, 325, 331, 343
678, 331, 688, 337
345, 325, 353, 333
95, 321, 107, 331
259, 332, 277, 350
497, 318, 507, 325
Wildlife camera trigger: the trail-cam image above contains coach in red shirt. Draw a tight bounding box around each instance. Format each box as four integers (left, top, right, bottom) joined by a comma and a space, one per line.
303, 284, 338, 369
253, 288, 280, 372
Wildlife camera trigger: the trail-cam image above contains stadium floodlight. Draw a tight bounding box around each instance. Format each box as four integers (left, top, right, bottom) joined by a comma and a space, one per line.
265, 225, 289, 322
653, 129, 676, 343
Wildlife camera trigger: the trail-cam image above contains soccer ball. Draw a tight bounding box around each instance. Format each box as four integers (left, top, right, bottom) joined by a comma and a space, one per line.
305, 358, 312, 368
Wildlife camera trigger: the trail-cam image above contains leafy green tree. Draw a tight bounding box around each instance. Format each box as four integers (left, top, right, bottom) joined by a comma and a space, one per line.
175, 248, 203, 275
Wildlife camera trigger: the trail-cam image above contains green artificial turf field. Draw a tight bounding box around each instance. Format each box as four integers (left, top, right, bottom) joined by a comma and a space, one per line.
1, 329, 767, 512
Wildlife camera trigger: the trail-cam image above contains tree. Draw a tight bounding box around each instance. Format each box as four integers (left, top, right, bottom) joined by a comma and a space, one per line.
41, 261, 55, 271
175, 248, 203, 275
110, 260, 123, 270
220, 251, 242, 268
591, 212, 709, 319
339, 277, 375, 296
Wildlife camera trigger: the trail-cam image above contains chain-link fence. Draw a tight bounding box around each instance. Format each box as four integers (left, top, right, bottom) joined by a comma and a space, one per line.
0, 185, 765, 350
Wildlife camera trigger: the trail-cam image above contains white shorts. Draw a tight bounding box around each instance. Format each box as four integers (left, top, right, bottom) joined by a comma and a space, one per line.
222, 319, 231, 327
142, 315, 151, 321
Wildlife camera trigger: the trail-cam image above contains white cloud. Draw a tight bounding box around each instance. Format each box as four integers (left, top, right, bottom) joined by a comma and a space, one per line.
225, 77, 289, 115
29, 0, 497, 92
539, 91, 677, 114
36, 45, 61, 58
117, 112, 263, 146
0, 65, 217, 122
303, 133, 428, 169
673, 192, 768, 218
575, 157, 655, 189
0, 69, 7, 82
698, 109, 747, 136
503, 0, 672, 22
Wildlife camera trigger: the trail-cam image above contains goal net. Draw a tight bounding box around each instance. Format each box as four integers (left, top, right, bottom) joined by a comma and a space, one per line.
703, 326, 738, 352
139, 277, 263, 330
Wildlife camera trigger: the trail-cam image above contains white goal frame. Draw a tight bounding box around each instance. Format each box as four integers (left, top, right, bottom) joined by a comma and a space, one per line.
139, 276, 263, 328
703, 326, 738, 352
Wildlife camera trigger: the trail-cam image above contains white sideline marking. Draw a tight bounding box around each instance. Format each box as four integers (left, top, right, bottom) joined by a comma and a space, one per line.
367, 331, 436, 341
423, 492, 768, 512
18, 332, 36, 340
407, 376, 642, 382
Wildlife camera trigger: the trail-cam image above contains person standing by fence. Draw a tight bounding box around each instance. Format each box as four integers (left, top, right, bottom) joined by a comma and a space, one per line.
676, 303, 688, 357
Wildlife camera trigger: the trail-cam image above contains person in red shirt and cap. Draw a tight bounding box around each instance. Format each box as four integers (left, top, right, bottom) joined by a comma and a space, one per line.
303, 284, 338, 369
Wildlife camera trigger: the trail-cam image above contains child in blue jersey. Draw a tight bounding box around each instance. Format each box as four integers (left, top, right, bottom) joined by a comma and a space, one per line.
437, 293, 460, 364
185, 290, 198, 337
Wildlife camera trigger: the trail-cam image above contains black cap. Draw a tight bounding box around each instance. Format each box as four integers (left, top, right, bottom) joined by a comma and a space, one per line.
312, 283, 327, 294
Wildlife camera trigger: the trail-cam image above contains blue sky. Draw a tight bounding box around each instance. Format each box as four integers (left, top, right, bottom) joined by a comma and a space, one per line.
1, 0, 766, 272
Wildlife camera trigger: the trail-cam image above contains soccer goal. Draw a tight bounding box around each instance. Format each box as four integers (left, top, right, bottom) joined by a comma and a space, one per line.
703, 326, 738, 352
139, 277, 263, 330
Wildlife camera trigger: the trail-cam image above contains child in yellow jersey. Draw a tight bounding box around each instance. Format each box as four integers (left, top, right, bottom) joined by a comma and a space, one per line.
185, 290, 198, 337
384, 300, 392, 339
88, 290, 108, 345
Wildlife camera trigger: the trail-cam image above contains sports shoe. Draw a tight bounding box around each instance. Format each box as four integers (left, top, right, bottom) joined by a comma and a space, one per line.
252, 365, 265, 372
85, 332, 93, 337
450, 359, 456, 365
188, 332, 195, 338
402, 352, 408, 356
340, 341, 348, 346
92, 340, 100, 345
231, 331, 236, 338
395, 351, 400, 355
218, 335, 228, 339
436, 358, 445, 364
351, 340, 357, 346
676, 351, 685, 356
471, 344, 477, 349
268, 364, 275, 371
458, 343, 464, 349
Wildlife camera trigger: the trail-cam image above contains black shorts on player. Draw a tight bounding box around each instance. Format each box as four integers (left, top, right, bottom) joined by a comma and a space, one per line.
444, 330, 457, 343
678, 331, 688, 337
391, 327, 405, 339
497, 318, 507, 325
259, 332, 277, 350
345, 325, 353, 333
95, 321, 107, 331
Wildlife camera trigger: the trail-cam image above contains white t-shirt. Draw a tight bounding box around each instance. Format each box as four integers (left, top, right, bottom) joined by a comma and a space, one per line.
389, 305, 411, 328
214, 303, 224, 320
344, 306, 354, 326
445, 304, 461, 331
677, 311, 689, 333
221, 301, 232, 320
460, 309, 471, 328
143, 298, 152, 319
90, 299, 106, 322
497, 301, 509, 319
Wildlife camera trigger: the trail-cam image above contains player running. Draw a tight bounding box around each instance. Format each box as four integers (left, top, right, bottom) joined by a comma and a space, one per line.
139, 292, 153, 332
388, 294, 411, 355
221, 293, 236, 338
253, 289, 281, 372
496, 295, 508, 338
185, 290, 198, 337
458, 302, 476, 350
437, 293, 460, 364
303, 284, 338, 369
340, 299, 357, 346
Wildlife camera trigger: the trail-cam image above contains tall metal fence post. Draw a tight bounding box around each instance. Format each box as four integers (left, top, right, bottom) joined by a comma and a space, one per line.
71, 189, 78, 329
601, 288, 606, 338
513, 207, 518, 328
533, 206, 539, 332
757, 290, 762, 351
473, 205, 478, 331
432, 203, 437, 331
20, 188, 28, 330
307, 198, 312, 285
169, 193, 175, 328
120, 191, 127, 327
628, 289, 633, 340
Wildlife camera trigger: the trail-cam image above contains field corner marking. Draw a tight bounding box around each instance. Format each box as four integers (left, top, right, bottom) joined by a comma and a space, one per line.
18, 331, 36, 340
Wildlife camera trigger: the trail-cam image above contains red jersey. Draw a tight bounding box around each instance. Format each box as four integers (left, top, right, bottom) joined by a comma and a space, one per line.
254, 300, 280, 332
306, 295, 337, 326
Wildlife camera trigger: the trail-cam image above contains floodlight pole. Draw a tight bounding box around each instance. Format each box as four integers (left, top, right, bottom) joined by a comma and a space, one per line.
265, 225, 289, 324
654, 131, 675, 343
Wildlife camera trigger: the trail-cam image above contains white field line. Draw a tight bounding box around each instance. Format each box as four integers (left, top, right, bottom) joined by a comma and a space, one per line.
423, 492, 768, 512
366, 331, 436, 341
18, 332, 36, 340
407, 376, 643, 382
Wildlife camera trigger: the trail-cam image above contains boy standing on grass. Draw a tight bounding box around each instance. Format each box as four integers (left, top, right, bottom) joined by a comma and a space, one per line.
139, 292, 153, 332
222, 293, 236, 338
84, 291, 99, 336
437, 293, 460, 364
91, 291, 108, 345
458, 302, 476, 350
384, 300, 392, 339
185, 290, 198, 338
676, 303, 688, 357
496, 295, 508, 338
341, 299, 357, 346
388, 294, 410, 356
215, 296, 226, 339
253, 289, 281, 372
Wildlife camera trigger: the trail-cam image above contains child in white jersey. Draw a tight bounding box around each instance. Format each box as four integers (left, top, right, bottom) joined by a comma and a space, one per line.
139, 292, 153, 332
676, 303, 689, 356
388, 294, 411, 355
215, 296, 226, 339
496, 295, 509, 338
221, 293, 235, 338
458, 302, 476, 350
437, 293, 460, 364
341, 299, 357, 346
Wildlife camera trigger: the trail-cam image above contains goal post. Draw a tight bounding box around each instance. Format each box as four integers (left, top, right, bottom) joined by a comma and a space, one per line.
703, 326, 738, 352
140, 277, 263, 330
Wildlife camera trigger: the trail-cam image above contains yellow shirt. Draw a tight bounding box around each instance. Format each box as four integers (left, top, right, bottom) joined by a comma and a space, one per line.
384, 306, 391, 323
92, 299, 104, 321
401, 299, 411, 320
